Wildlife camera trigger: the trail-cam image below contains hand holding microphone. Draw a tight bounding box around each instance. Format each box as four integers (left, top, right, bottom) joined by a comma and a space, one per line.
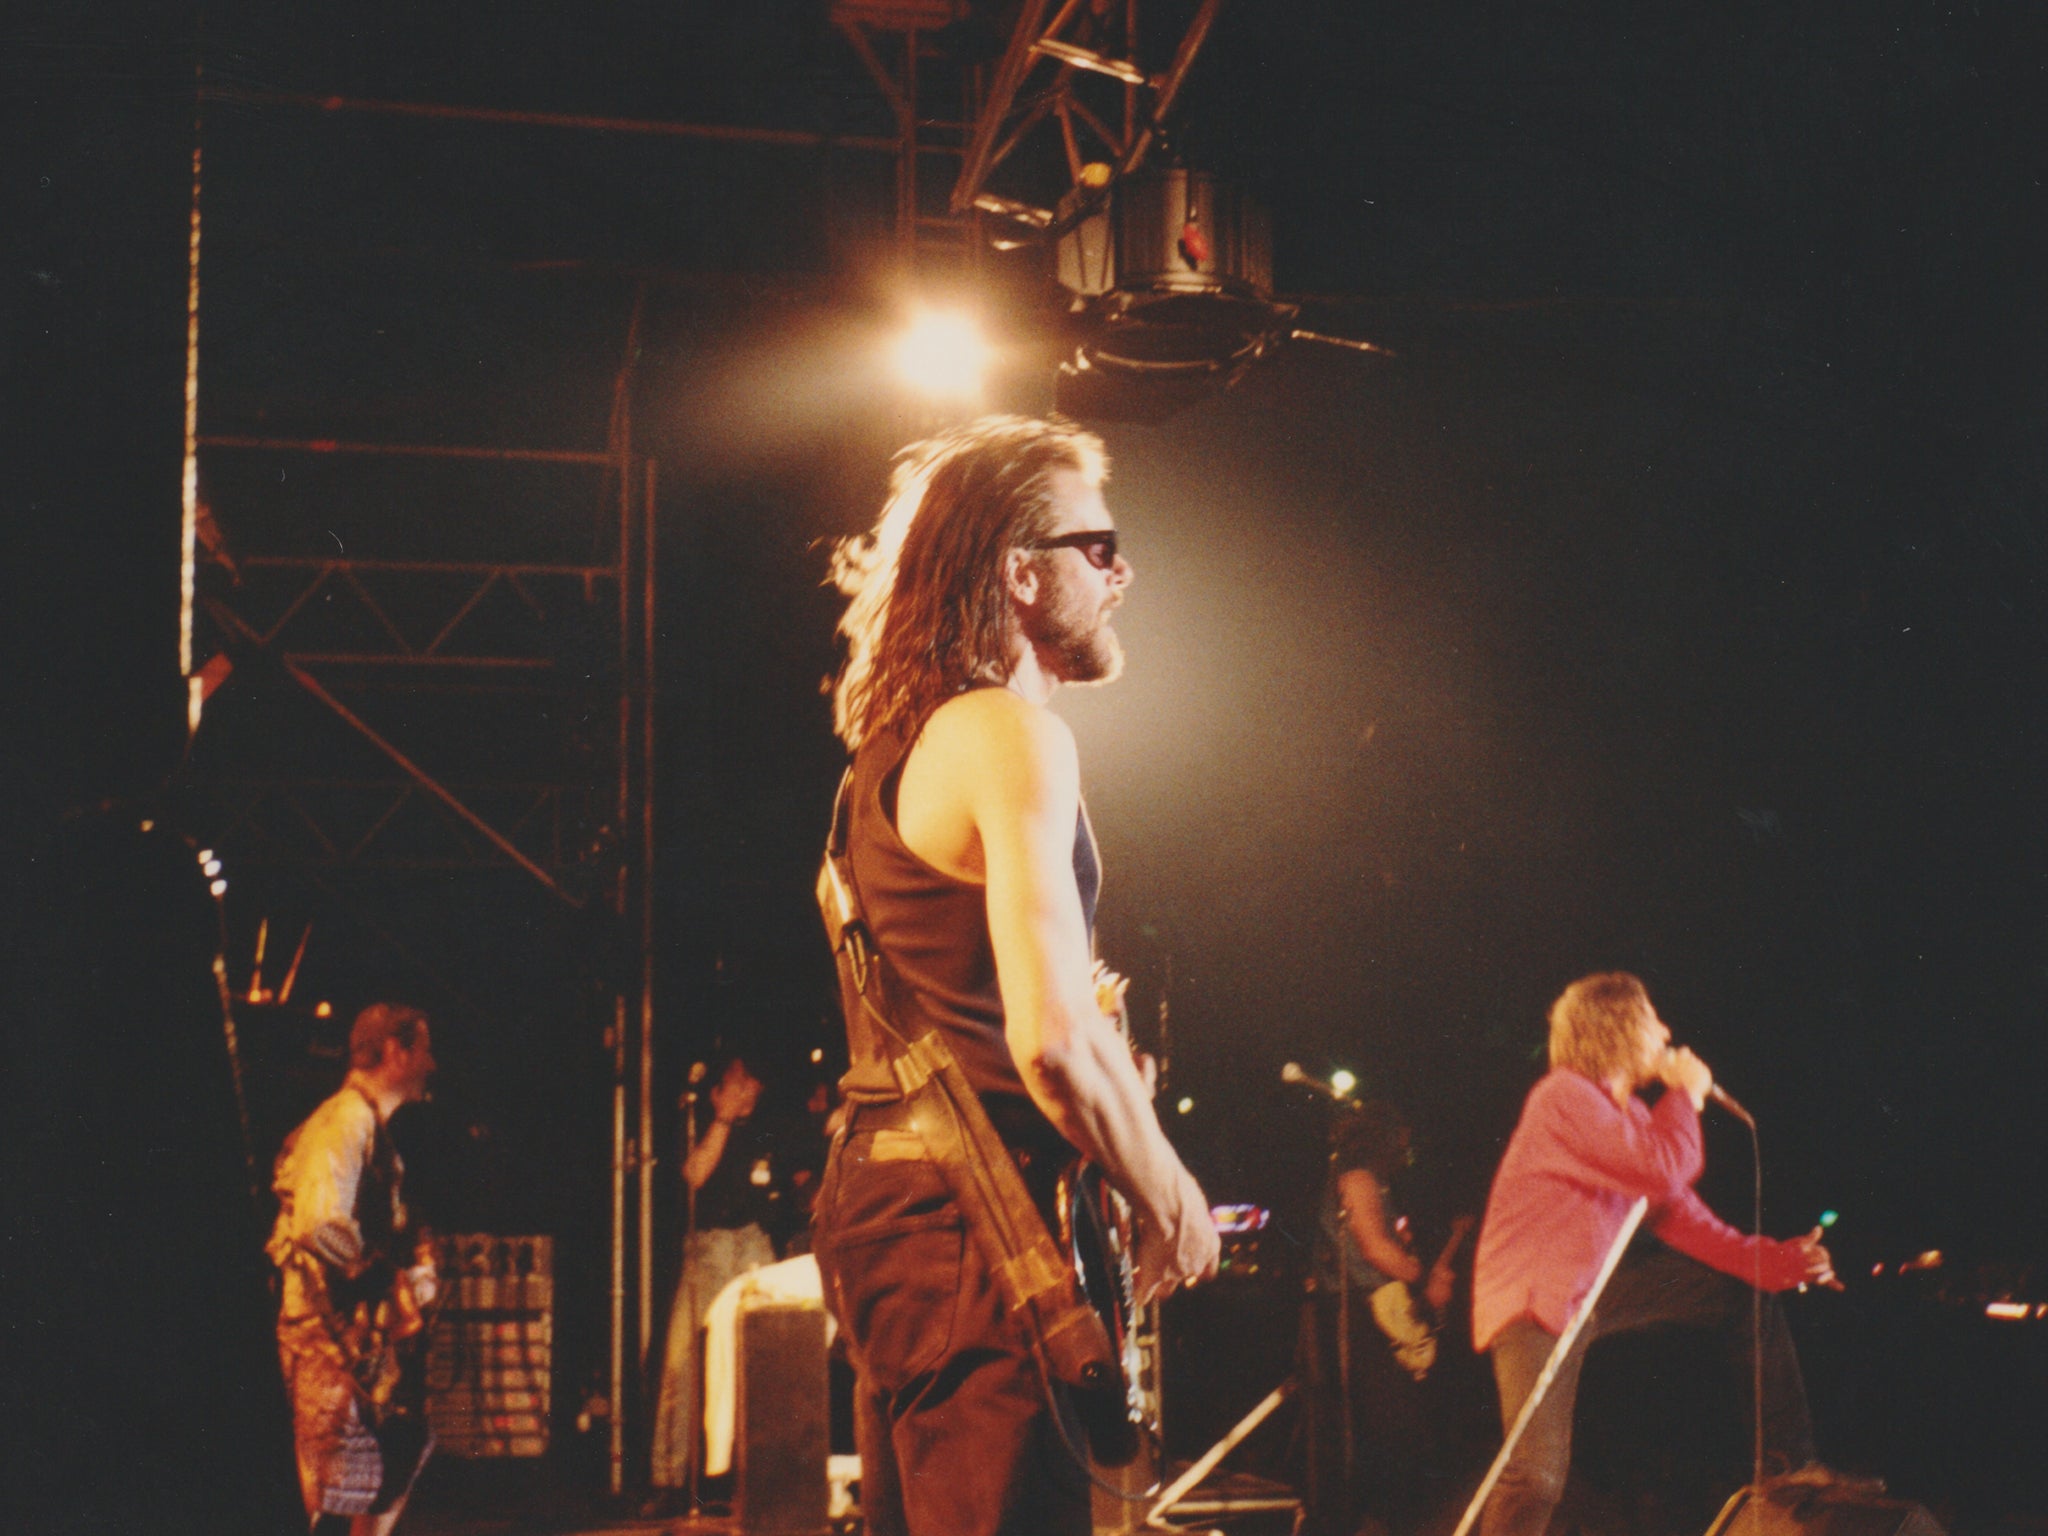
1657, 1045, 1755, 1124
1656, 1045, 1715, 1112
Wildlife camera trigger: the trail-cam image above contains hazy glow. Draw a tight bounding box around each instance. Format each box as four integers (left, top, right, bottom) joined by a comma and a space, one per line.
892, 309, 989, 399
1176, 1096, 1195, 1115
1330, 1069, 1358, 1098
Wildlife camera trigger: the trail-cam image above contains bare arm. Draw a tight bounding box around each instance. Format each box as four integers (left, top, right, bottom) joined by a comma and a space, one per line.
964, 695, 1219, 1297
683, 1072, 760, 1191
683, 1120, 733, 1192
1338, 1168, 1422, 1285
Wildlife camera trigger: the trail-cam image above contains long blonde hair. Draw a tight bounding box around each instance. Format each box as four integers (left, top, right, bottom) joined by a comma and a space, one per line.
1547, 972, 1650, 1082
830, 416, 1106, 749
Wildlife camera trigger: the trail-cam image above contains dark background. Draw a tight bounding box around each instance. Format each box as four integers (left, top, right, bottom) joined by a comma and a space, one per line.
9, 3, 2046, 1532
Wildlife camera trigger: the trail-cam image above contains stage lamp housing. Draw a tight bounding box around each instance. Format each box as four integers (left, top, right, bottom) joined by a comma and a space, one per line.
1054, 168, 1298, 420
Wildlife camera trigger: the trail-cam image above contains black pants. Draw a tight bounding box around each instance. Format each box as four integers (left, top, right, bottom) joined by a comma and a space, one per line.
1480, 1247, 1817, 1536
811, 1126, 1090, 1536
1301, 1289, 1436, 1536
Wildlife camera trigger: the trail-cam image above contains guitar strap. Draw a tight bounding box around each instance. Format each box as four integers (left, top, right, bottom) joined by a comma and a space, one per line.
817, 767, 1117, 1398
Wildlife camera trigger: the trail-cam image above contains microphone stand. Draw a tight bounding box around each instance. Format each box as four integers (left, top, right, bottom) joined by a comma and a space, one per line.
1337, 1145, 1356, 1502
680, 1077, 702, 1517
1450, 1197, 1650, 1536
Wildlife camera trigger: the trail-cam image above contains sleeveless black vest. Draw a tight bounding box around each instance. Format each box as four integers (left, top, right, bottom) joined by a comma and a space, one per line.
837, 715, 1100, 1119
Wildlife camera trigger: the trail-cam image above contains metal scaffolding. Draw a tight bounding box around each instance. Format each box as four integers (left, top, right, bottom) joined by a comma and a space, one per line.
173, 0, 1217, 1495
180, 86, 661, 1490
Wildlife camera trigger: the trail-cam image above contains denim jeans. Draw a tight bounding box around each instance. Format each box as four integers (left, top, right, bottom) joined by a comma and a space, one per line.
650, 1221, 776, 1488
1481, 1246, 1817, 1536
811, 1125, 1090, 1536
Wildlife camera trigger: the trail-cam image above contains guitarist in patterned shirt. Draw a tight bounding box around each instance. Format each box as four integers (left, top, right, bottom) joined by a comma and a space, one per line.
267, 1002, 440, 1536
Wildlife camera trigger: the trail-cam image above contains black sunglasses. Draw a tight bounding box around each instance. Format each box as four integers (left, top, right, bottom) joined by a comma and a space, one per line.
1026, 529, 1119, 570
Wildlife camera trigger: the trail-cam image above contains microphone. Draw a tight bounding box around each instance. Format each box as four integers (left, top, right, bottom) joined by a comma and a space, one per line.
1660, 1046, 1754, 1124
1281, 1062, 1353, 1104
1707, 1082, 1754, 1125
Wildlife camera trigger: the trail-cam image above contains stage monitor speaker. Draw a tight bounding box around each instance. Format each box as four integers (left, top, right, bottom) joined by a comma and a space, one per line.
734, 1301, 830, 1536
1704, 1484, 1945, 1536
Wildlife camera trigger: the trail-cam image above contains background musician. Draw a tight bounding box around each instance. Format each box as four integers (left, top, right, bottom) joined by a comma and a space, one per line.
1305, 1099, 1470, 1536
267, 1002, 439, 1536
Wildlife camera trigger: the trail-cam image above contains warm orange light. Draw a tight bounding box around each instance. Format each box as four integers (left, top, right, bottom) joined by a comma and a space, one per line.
314, 1001, 333, 1019
892, 309, 989, 399
1984, 1301, 2029, 1320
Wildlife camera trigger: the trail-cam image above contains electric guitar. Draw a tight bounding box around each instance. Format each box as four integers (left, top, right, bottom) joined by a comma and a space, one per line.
1060, 1159, 1152, 1466
1051, 971, 1159, 1468
1366, 1213, 1475, 1381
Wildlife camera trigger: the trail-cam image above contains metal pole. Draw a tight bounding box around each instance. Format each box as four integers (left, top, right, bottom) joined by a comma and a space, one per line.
196, 83, 898, 154
1145, 1380, 1296, 1527
681, 1077, 702, 1516
196, 434, 614, 464
899, 29, 919, 261
638, 455, 658, 1366
1337, 1152, 1355, 1494
609, 995, 629, 1495
281, 660, 573, 899
181, 69, 204, 737
1449, 1197, 1650, 1536
608, 286, 645, 1498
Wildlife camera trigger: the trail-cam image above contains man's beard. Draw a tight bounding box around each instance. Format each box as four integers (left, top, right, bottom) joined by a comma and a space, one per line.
1027, 583, 1124, 685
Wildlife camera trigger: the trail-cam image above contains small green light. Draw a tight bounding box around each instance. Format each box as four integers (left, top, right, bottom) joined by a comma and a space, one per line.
1818, 1210, 1839, 1228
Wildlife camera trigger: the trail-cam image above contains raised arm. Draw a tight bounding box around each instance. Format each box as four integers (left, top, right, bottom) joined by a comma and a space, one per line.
683, 1069, 760, 1191
1534, 1071, 1706, 1205
965, 694, 1219, 1298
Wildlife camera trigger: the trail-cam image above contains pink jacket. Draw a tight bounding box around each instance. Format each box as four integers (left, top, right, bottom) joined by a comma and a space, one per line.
1472, 1069, 1812, 1352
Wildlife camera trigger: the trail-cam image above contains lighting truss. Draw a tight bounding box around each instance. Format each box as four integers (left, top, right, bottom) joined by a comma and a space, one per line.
953, 0, 1225, 241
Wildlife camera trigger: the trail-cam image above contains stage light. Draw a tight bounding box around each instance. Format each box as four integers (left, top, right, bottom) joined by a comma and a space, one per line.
209, 878, 227, 896
1176, 1097, 1195, 1115
197, 848, 214, 864
811, 1048, 824, 1064
1329, 1069, 1357, 1099
1985, 1301, 2029, 1320
892, 309, 989, 399
1819, 1210, 1839, 1228
314, 1001, 333, 1019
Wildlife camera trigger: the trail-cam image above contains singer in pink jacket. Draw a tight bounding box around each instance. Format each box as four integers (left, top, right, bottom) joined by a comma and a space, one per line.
1471, 972, 1857, 1536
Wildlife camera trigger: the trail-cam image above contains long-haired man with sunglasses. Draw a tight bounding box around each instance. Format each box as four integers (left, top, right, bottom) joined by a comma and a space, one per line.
814, 416, 1219, 1536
